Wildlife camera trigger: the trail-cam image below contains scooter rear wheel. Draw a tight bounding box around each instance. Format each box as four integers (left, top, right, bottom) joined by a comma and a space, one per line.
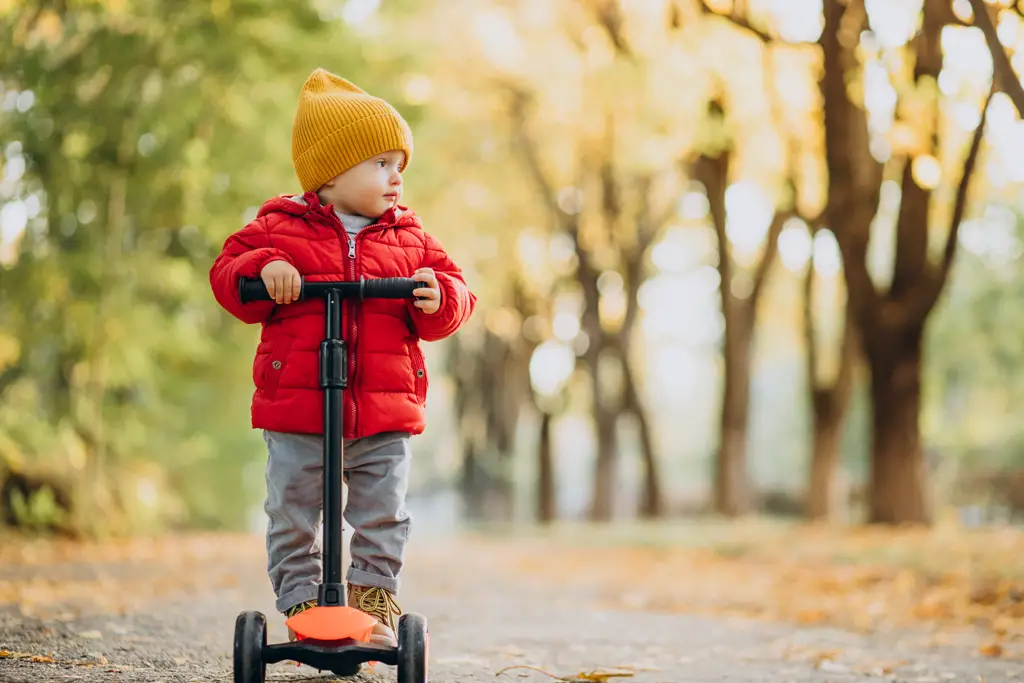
233, 610, 267, 683
397, 613, 428, 683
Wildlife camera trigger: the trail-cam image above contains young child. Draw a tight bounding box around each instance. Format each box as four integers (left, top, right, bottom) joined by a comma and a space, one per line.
209, 68, 476, 645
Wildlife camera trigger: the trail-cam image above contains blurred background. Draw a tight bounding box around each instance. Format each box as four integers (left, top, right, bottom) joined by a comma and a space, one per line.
2, 0, 1024, 539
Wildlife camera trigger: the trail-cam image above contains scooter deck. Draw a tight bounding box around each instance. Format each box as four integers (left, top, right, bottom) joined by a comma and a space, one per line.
285, 604, 377, 642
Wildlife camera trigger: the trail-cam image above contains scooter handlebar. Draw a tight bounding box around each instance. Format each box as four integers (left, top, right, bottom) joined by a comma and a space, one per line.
361, 277, 421, 300
238, 277, 419, 303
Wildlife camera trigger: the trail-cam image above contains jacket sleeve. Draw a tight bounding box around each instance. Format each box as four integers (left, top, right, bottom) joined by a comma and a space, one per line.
209, 216, 294, 324
408, 232, 477, 342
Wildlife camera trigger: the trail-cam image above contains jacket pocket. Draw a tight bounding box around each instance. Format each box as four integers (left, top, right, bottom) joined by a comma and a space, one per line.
407, 340, 428, 404
256, 337, 294, 400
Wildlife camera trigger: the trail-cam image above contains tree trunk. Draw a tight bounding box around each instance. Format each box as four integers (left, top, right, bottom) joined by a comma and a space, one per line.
804, 260, 857, 521
590, 396, 619, 521
694, 138, 783, 518
807, 404, 846, 521
579, 253, 614, 521
633, 397, 662, 518
621, 352, 663, 517
459, 442, 486, 519
716, 321, 752, 516
537, 410, 556, 523
866, 328, 930, 525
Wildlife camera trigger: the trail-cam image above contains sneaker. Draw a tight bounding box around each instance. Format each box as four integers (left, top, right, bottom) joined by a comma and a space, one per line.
285, 599, 317, 642
348, 584, 402, 646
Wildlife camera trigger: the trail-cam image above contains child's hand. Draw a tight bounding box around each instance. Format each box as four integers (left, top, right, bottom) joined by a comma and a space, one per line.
412, 268, 441, 315
261, 260, 302, 304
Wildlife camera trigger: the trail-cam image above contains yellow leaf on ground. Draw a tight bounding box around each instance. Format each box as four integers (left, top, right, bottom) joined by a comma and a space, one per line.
979, 643, 1003, 658
574, 672, 635, 682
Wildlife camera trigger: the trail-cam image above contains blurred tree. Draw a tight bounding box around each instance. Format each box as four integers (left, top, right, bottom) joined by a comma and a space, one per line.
701, 0, 994, 523
821, 0, 991, 524
689, 94, 795, 517
407, 0, 692, 520
447, 282, 536, 521
504, 52, 677, 520
0, 0, 366, 535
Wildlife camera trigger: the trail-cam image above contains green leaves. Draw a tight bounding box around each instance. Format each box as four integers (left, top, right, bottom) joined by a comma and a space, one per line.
0, 0, 364, 535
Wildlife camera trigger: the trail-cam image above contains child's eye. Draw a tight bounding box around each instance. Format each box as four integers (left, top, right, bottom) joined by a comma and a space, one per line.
377, 159, 387, 167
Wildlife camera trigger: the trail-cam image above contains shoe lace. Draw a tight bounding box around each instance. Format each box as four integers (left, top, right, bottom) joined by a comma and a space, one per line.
286, 600, 316, 618
354, 586, 401, 624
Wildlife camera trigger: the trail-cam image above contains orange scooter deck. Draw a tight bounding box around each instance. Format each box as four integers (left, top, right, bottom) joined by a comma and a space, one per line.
286, 605, 377, 642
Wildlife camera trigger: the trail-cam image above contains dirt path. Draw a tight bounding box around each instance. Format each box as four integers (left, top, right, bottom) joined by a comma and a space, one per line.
1, 528, 1021, 682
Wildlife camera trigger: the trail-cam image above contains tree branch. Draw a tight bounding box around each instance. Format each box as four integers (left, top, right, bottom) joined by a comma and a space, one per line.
907, 85, 993, 324
890, 0, 945, 300
749, 210, 789, 309
695, 0, 774, 43
692, 149, 734, 332
505, 85, 562, 218
969, 0, 1024, 116
599, 110, 623, 241
820, 0, 883, 332
942, 87, 994, 281
581, 0, 634, 59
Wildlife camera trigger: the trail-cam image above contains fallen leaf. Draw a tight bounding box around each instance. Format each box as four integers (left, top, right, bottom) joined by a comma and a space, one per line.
0, 651, 33, 659
810, 649, 841, 666
574, 672, 634, 683
78, 629, 103, 639
29, 655, 55, 663
971, 586, 1000, 605
979, 643, 1003, 658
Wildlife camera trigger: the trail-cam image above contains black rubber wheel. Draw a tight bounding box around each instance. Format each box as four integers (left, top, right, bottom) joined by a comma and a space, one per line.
233, 610, 267, 683
397, 612, 428, 683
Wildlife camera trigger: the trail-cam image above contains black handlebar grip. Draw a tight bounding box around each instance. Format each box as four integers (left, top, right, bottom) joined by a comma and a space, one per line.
239, 277, 274, 303
361, 277, 418, 299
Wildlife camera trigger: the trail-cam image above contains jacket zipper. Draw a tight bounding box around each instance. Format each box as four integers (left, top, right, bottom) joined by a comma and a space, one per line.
340, 217, 387, 438
325, 208, 389, 440
346, 233, 358, 437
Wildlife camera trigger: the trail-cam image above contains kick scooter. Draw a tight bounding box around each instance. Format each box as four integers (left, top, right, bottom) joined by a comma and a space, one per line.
232, 275, 428, 683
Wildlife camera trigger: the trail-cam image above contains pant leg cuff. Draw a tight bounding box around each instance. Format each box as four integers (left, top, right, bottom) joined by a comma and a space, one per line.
276, 584, 320, 614
347, 567, 399, 594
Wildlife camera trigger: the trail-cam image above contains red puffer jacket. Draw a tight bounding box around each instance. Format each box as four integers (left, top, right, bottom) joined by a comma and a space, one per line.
209, 192, 476, 439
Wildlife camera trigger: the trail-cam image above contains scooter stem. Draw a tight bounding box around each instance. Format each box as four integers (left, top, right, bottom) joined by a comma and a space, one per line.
319, 287, 347, 606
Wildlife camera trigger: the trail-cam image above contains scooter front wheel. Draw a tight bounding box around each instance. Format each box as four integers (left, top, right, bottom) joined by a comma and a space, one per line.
397, 612, 428, 683
233, 610, 267, 683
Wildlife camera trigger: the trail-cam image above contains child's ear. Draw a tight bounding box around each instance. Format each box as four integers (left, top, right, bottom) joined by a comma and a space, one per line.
322, 174, 340, 188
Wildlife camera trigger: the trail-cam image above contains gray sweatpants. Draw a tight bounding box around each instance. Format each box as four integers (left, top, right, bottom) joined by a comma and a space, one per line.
262, 430, 412, 614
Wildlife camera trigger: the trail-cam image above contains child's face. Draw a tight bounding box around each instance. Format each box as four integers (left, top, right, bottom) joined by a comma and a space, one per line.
319, 150, 405, 218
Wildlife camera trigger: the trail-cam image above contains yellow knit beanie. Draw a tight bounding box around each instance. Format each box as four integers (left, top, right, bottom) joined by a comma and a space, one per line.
291, 68, 414, 193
